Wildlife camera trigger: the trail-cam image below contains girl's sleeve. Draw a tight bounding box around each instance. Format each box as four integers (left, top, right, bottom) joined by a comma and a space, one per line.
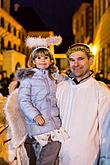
18, 79, 40, 121
53, 72, 66, 83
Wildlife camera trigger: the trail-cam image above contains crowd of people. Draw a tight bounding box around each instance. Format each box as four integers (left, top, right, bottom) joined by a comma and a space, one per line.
1, 38, 110, 165
0, 71, 15, 97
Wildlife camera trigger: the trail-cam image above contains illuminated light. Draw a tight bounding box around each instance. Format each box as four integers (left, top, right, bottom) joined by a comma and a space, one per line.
92, 45, 97, 55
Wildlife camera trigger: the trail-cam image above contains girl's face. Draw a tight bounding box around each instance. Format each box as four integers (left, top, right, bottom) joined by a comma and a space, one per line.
33, 54, 51, 69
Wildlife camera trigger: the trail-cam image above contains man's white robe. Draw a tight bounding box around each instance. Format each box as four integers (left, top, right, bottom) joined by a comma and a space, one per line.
56, 77, 110, 165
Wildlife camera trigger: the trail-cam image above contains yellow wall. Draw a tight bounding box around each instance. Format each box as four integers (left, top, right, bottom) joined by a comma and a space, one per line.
93, 8, 110, 76
3, 50, 26, 75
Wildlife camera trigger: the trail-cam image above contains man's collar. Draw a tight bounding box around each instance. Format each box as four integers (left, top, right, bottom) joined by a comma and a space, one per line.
68, 70, 94, 84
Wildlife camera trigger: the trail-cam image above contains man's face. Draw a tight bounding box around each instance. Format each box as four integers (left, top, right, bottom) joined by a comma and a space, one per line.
68, 51, 93, 81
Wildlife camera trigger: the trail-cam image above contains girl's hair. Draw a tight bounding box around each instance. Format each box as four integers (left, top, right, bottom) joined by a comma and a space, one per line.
28, 47, 58, 80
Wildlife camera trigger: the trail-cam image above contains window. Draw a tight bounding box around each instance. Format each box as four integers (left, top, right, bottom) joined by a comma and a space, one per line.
108, 0, 110, 7
8, 23, 11, 32
13, 27, 16, 36
21, 33, 25, 41
14, 44, 16, 50
1, 37, 4, 49
98, 0, 101, 21
1, 17, 4, 27
18, 46, 21, 52
1, 0, 3, 8
22, 48, 24, 54
102, 0, 106, 14
8, 41, 11, 49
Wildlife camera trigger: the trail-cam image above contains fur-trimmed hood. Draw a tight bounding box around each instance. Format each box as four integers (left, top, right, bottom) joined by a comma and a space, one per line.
15, 68, 35, 81
15, 66, 59, 81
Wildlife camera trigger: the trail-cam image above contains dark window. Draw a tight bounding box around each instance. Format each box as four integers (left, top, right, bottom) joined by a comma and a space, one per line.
98, 0, 101, 21
13, 27, 16, 36
1, 0, 3, 8
8, 23, 11, 32
1, 17, 4, 27
22, 48, 24, 54
8, 41, 11, 49
108, 0, 110, 7
22, 34, 25, 42
1, 37, 4, 49
14, 44, 16, 50
102, 0, 106, 14
18, 46, 21, 52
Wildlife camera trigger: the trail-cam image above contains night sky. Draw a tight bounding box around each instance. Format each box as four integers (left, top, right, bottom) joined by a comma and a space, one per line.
11, 0, 82, 53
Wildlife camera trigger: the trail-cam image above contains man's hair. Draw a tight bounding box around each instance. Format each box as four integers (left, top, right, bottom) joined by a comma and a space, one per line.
66, 43, 94, 58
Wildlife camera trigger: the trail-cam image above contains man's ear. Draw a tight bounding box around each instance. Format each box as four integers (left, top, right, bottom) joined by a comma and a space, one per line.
89, 56, 94, 65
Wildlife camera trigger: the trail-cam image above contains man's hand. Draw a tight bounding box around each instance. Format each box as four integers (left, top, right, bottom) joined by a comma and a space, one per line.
34, 115, 45, 126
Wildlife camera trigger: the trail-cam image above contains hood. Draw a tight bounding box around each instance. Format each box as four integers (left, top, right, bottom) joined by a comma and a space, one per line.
15, 68, 35, 81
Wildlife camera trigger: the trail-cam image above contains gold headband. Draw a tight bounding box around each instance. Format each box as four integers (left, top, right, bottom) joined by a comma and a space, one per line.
66, 44, 93, 57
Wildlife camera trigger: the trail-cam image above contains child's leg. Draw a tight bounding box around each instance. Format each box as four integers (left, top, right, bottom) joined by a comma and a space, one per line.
24, 136, 36, 165
36, 141, 61, 165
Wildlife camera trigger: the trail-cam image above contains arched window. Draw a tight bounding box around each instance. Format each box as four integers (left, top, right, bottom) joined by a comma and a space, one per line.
1, 38, 4, 49
14, 44, 16, 50
8, 41, 11, 49
8, 23, 11, 32
13, 27, 16, 36
1, 17, 4, 27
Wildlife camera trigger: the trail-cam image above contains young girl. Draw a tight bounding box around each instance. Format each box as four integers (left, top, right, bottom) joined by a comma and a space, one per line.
16, 37, 69, 165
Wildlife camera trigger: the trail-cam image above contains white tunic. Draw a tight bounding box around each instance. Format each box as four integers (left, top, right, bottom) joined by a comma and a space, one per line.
56, 77, 110, 165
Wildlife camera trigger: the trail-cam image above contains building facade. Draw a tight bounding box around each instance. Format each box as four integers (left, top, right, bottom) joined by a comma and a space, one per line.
93, 0, 110, 78
72, 2, 93, 44
72, 0, 110, 78
0, 0, 27, 75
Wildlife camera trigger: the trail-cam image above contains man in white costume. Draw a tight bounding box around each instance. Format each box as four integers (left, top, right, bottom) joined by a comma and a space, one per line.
56, 43, 110, 165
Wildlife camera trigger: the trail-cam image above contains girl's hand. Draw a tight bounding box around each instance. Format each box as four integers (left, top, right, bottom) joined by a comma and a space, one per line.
34, 115, 45, 126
